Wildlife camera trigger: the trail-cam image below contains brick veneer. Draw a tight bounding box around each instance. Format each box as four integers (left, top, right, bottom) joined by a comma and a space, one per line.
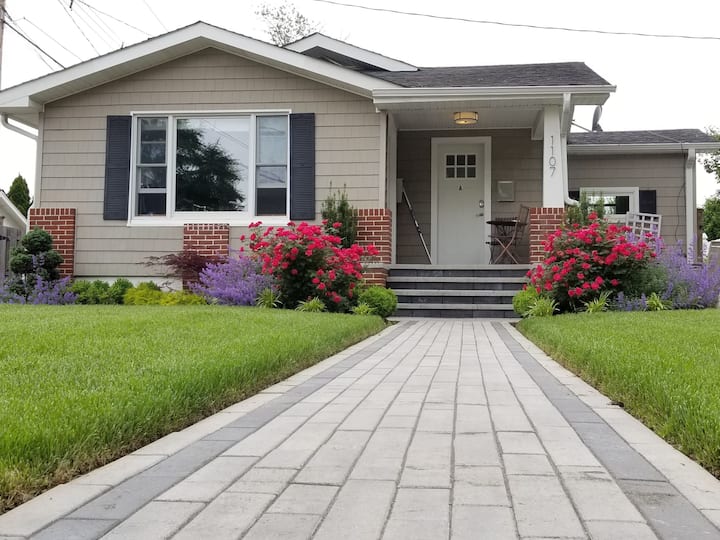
183, 223, 230, 258
28, 208, 76, 277
355, 208, 392, 286
529, 207, 565, 263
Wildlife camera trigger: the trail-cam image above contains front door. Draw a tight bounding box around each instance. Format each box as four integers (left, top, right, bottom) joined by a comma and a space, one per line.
432, 138, 491, 264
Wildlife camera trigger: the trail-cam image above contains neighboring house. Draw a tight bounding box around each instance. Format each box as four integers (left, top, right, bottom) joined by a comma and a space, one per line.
0, 22, 717, 283
0, 190, 27, 276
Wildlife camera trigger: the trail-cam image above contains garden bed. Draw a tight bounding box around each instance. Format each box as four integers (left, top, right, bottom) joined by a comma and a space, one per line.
0, 305, 384, 513
518, 310, 720, 477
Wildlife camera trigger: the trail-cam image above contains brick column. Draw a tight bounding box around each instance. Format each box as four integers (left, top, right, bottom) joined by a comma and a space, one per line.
529, 207, 565, 263
183, 223, 230, 259
28, 208, 76, 277
356, 208, 392, 286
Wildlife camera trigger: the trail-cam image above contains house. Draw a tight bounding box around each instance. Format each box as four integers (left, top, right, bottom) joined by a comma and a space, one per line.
0, 22, 717, 284
0, 190, 27, 276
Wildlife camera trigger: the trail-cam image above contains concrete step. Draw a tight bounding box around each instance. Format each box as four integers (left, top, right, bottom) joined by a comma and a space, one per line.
394, 302, 518, 318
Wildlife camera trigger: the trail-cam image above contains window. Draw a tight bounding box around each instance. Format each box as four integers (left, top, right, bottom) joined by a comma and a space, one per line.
580, 187, 639, 220
132, 113, 289, 221
445, 153, 477, 180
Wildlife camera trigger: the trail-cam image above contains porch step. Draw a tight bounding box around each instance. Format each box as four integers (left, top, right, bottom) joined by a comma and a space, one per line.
388, 264, 529, 318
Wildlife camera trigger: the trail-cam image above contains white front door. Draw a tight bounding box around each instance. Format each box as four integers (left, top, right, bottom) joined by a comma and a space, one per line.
432, 137, 492, 264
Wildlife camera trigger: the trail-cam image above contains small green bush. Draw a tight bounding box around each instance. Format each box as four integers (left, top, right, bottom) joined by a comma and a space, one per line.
123, 282, 163, 305
296, 297, 326, 312
621, 263, 668, 299
256, 288, 282, 309
108, 278, 133, 304
321, 187, 357, 248
72, 280, 111, 304
351, 302, 375, 316
512, 287, 540, 317
158, 291, 206, 305
525, 297, 557, 317
357, 286, 397, 318
583, 291, 611, 313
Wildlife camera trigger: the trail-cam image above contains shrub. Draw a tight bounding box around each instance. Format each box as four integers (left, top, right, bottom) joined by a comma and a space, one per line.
256, 287, 282, 309
357, 286, 397, 318
525, 297, 557, 317
619, 262, 668, 299
512, 287, 540, 317
583, 291, 611, 313
321, 188, 357, 248
564, 191, 605, 227
145, 250, 226, 287
7, 229, 63, 298
657, 244, 720, 308
296, 297, 326, 312
527, 214, 656, 312
108, 278, 133, 304
351, 302, 375, 315
245, 221, 377, 312
123, 282, 163, 305
193, 256, 273, 306
72, 280, 113, 304
158, 291, 206, 305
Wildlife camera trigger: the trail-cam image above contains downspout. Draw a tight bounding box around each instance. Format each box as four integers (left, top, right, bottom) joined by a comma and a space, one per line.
1, 114, 38, 141
560, 93, 578, 207
685, 148, 696, 261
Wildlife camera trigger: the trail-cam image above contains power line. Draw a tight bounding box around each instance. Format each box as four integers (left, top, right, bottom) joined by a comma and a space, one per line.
70, 2, 118, 49
3, 19, 65, 67
309, 0, 720, 41
16, 17, 84, 62
142, 0, 167, 32
56, 0, 100, 54
74, 0, 151, 37
74, 1, 123, 46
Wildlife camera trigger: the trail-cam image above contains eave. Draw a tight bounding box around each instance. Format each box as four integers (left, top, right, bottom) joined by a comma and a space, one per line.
568, 142, 720, 154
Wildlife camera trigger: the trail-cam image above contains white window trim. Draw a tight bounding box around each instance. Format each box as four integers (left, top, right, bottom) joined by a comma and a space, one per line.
579, 186, 639, 221
127, 109, 291, 227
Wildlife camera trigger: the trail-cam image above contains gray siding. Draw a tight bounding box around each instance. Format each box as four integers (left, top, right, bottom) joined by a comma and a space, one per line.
568, 154, 686, 247
40, 47, 382, 277
396, 129, 542, 264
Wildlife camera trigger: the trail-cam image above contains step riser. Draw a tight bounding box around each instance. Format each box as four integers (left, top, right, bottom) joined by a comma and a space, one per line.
394, 308, 518, 318
390, 269, 529, 278
390, 282, 522, 291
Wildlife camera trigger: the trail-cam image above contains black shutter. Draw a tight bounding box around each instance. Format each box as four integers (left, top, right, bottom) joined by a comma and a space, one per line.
639, 190, 657, 214
103, 116, 132, 220
569, 190, 580, 201
289, 113, 316, 221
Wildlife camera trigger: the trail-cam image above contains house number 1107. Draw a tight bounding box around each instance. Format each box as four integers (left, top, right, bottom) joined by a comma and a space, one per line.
548, 135, 557, 177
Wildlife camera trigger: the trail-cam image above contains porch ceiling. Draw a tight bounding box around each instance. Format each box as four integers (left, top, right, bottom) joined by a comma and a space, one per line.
391, 106, 542, 131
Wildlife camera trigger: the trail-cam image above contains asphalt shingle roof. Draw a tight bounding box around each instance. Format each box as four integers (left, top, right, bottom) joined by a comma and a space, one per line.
364, 62, 611, 88
568, 129, 717, 145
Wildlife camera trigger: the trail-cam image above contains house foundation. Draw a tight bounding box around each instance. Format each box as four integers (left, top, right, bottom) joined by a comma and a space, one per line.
28, 208, 76, 277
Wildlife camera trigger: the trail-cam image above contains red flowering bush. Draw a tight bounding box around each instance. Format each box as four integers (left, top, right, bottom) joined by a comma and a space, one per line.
527, 213, 657, 312
243, 221, 377, 312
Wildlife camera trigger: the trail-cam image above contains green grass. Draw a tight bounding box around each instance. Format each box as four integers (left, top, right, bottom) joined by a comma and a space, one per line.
518, 310, 720, 477
0, 305, 384, 512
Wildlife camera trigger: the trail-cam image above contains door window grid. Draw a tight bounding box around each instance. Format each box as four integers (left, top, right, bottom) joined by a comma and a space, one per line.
445, 153, 477, 180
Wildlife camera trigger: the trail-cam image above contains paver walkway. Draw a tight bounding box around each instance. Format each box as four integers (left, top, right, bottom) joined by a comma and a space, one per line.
3, 320, 720, 539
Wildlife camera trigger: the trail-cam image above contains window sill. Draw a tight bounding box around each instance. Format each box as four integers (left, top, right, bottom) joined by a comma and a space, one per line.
127, 216, 293, 228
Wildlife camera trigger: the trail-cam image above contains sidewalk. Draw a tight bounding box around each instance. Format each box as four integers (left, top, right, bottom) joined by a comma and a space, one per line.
2, 320, 720, 539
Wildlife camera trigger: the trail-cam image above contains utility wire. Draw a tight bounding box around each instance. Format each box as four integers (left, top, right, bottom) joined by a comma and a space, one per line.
3, 20, 65, 67
74, 0, 151, 37
70, 2, 118, 49
141, 0, 167, 32
75, 1, 123, 45
16, 17, 84, 61
56, 0, 100, 54
309, 0, 720, 41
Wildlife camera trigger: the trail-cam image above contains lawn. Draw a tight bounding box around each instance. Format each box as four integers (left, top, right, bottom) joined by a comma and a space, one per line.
0, 305, 384, 512
518, 310, 720, 477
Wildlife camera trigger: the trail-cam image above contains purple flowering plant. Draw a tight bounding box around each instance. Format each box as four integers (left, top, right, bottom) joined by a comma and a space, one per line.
192, 255, 273, 306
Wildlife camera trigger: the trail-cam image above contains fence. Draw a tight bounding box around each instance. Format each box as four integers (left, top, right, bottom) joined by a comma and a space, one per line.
0, 226, 22, 277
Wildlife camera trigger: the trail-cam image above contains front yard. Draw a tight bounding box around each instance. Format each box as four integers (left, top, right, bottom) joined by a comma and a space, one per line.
518, 310, 720, 477
0, 305, 384, 513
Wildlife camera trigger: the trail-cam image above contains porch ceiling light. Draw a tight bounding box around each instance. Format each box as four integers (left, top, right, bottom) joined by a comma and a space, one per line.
453, 111, 478, 125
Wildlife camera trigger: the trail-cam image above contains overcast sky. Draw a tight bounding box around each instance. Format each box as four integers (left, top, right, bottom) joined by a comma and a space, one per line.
1, 0, 719, 203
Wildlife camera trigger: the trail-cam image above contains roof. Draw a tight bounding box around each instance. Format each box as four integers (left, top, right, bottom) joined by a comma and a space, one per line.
568, 129, 717, 145
567, 129, 720, 154
0, 190, 28, 231
366, 62, 611, 88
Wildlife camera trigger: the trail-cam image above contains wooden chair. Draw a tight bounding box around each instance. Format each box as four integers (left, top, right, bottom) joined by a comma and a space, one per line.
489, 205, 530, 264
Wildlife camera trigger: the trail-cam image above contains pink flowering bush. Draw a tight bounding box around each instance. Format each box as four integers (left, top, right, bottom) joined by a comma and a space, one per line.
527, 213, 656, 312
243, 221, 378, 312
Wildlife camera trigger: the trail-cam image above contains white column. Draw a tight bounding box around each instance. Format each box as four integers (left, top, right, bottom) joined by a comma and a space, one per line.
542, 105, 566, 207
686, 149, 697, 261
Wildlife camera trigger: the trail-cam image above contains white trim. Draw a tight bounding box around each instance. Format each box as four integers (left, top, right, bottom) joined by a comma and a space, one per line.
568, 142, 720, 154
0, 190, 29, 230
430, 136, 492, 265
284, 33, 417, 72
33, 112, 44, 211
378, 113, 387, 208
0, 22, 398, 126
686, 149, 697, 260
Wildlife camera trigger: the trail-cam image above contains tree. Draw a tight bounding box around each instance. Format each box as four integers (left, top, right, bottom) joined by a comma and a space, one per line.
7, 174, 31, 217
256, 1, 319, 46
701, 127, 720, 183
704, 196, 720, 241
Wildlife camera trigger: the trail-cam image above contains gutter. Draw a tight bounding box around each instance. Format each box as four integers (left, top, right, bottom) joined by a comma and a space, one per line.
568, 142, 720, 154
1, 114, 38, 141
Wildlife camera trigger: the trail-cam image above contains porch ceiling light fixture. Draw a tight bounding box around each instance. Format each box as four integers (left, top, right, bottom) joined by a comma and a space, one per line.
453, 111, 478, 125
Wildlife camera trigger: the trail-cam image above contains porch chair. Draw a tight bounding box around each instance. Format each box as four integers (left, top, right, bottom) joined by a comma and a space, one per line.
489, 205, 530, 264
